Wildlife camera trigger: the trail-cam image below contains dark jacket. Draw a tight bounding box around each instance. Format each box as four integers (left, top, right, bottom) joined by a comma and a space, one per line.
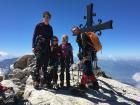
50, 45, 61, 65
76, 33, 96, 58
32, 22, 53, 48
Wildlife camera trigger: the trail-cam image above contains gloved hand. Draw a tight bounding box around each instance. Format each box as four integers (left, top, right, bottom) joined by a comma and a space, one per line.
32, 48, 35, 53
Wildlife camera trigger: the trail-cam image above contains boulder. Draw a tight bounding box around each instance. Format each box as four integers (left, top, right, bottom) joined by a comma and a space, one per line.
13, 69, 25, 80
12, 66, 33, 83
1, 80, 20, 94
14, 55, 34, 69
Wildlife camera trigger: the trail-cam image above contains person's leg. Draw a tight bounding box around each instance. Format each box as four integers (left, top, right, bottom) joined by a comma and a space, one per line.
66, 60, 70, 87
84, 60, 93, 76
42, 51, 51, 86
92, 51, 100, 70
81, 73, 88, 87
89, 73, 99, 90
49, 67, 53, 83
80, 59, 90, 90
53, 65, 58, 84
85, 58, 99, 90
32, 58, 41, 82
32, 52, 42, 88
89, 74, 96, 82
51, 65, 59, 89
60, 59, 65, 87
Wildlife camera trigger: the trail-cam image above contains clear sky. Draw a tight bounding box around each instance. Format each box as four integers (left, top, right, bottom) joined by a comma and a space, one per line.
0, 0, 140, 58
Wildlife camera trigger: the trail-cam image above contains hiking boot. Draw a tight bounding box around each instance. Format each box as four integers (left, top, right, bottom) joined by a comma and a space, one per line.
79, 84, 88, 91
66, 81, 71, 88
46, 82, 53, 89
60, 81, 64, 88
92, 81, 99, 91
53, 82, 59, 90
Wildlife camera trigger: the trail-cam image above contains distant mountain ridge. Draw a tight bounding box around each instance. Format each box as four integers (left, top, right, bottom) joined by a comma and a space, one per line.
0, 58, 17, 73
98, 58, 140, 87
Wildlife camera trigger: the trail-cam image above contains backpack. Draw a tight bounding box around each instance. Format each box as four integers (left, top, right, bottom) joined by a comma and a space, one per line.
60, 43, 72, 57
85, 32, 102, 52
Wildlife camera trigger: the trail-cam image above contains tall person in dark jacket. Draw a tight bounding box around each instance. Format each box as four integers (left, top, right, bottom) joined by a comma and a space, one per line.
32, 11, 53, 89
60, 35, 74, 88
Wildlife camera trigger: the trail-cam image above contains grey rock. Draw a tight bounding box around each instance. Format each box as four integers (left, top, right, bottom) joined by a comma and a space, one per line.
14, 55, 34, 69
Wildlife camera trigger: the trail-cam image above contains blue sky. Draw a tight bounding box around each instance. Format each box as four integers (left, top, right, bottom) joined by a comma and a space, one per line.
0, 0, 140, 58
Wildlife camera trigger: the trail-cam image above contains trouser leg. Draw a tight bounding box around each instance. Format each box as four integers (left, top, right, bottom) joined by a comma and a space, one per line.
66, 62, 70, 86
81, 73, 88, 86
60, 59, 65, 86
42, 52, 50, 84
60, 66, 65, 86
53, 66, 58, 83
89, 74, 97, 82
32, 54, 42, 82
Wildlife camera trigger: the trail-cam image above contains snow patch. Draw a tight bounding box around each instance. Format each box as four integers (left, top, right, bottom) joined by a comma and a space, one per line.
10, 64, 14, 70
0, 68, 5, 75
132, 72, 140, 88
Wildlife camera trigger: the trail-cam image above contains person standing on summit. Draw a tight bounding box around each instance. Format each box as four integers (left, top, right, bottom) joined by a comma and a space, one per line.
71, 26, 99, 91
59, 35, 74, 88
32, 11, 53, 89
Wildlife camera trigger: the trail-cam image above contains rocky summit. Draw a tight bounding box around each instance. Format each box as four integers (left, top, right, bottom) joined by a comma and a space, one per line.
1, 55, 140, 105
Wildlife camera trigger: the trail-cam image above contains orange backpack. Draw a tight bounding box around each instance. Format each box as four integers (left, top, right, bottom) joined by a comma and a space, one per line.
86, 32, 102, 52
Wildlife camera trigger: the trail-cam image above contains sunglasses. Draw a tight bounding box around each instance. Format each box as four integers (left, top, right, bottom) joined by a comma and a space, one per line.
53, 40, 58, 42
44, 16, 50, 20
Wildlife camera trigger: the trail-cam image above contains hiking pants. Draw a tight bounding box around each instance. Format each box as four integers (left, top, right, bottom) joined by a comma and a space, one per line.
32, 48, 50, 83
81, 57, 97, 86
60, 57, 71, 85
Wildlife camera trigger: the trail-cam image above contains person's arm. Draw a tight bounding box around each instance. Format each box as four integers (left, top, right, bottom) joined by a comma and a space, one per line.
59, 46, 62, 64
49, 26, 53, 44
32, 24, 39, 50
69, 44, 74, 64
76, 36, 82, 53
58, 46, 62, 57
81, 33, 87, 51
58, 45, 62, 64
78, 33, 88, 52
